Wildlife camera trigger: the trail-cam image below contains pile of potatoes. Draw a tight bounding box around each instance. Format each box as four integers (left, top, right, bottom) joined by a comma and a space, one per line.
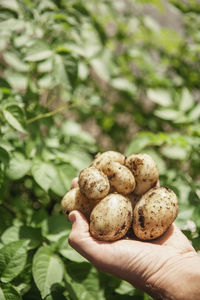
61, 151, 178, 241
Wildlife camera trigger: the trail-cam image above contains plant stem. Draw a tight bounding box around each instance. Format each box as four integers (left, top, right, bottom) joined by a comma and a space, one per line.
27, 103, 75, 124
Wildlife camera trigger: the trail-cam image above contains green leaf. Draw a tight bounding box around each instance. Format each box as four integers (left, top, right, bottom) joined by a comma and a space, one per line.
161, 145, 188, 160
5, 71, 27, 91
52, 54, 68, 87
63, 147, 92, 171
155, 28, 183, 55
25, 41, 52, 62
0, 147, 9, 165
0, 208, 13, 235
42, 215, 71, 242
179, 88, 194, 112
90, 57, 110, 81
58, 237, 87, 263
111, 78, 136, 94
3, 51, 29, 72
29, 208, 48, 228
61, 121, 95, 145
0, 240, 28, 283
0, 0, 19, 12
1, 225, 42, 249
31, 160, 57, 192
147, 89, 172, 107
0, 283, 22, 300
64, 263, 104, 300
154, 108, 181, 121
138, 0, 164, 11
188, 104, 200, 121
33, 246, 64, 299
3, 105, 27, 133
175, 206, 194, 229
50, 164, 77, 197
115, 280, 135, 295
6, 152, 31, 180
126, 136, 151, 155
63, 54, 78, 88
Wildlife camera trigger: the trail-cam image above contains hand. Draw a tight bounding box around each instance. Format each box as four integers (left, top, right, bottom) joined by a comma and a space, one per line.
68, 178, 200, 300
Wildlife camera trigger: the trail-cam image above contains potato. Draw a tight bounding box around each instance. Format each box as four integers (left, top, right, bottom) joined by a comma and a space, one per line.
61, 187, 98, 220
78, 167, 110, 200
90, 193, 132, 241
133, 187, 178, 240
91, 151, 125, 171
103, 161, 135, 195
125, 153, 159, 195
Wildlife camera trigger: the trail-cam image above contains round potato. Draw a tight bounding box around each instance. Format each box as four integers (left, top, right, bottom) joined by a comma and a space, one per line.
78, 167, 110, 200
90, 193, 132, 241
125, 153, 159, 195
91, 151, 125, 171
61, 187, 98, 220
133, 187, 178, 240
103, 161, 135, 195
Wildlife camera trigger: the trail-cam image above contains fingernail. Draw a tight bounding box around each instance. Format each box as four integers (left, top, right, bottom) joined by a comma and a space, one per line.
68, 212, 76, 223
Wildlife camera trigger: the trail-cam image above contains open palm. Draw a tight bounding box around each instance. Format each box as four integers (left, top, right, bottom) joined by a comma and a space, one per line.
68, 179, 197, 299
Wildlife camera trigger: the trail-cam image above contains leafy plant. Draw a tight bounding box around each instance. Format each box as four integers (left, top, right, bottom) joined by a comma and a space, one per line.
0, 0, 199, 299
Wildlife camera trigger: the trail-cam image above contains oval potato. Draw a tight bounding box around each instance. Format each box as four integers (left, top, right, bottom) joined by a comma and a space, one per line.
103, 161, 135, 195
90, 193, 132, 241
78, 167, 110, 200
133, 187, 178, 240
61, 187, 98, 220
91, 151, 125, 171
125, 153, 159, 195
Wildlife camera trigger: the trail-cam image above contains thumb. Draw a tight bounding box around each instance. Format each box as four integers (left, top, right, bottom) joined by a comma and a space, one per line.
68, 210, 90, 236
68, 210, 100, 261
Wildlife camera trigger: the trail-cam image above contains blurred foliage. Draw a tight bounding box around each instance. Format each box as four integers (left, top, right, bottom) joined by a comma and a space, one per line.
0, 0, 200, 299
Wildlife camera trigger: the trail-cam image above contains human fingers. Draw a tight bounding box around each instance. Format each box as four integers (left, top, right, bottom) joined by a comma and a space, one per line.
71, 177, 78, 189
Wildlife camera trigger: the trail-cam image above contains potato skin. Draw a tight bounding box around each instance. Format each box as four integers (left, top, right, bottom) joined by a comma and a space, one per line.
90, 193, 132, 241
125, 153, 159, 195
133, 187, 178, 240
78, 167, 110, 200
103, 161, 135, 195
61, 187, 98, 220
91, 151, 125, 171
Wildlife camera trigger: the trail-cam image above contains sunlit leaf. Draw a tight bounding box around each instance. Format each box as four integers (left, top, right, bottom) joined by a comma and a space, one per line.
0, 240, 28, 283
154, 108, 181, 121
31, 160, 57, 192
161, 145, 188, 160
1, 225, 42, 249
3, 105, 27, 133
25, 41, 52, 62
33, 246, 64, 299
147, 89, 172, 107
179, 88, 194, 112
6, 152, 31, 180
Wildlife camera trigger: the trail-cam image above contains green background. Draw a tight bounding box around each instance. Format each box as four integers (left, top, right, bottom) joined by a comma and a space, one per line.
0, 0, 200, 299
